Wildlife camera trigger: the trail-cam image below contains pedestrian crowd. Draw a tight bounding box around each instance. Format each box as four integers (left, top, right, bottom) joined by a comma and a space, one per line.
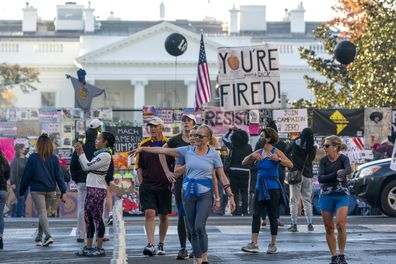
0, 115, 366, 264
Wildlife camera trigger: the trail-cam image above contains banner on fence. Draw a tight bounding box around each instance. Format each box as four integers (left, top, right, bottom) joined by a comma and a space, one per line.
217, 44, 281, 111
313, 109, 364, 137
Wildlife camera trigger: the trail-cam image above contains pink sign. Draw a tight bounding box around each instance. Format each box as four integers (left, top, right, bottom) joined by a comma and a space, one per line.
0, 138, 15, 161
203, 107, 249, 135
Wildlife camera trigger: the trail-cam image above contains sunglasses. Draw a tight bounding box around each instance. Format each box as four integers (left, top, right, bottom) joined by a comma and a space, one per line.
195, 134, 208, 139
323, 144, 331, 148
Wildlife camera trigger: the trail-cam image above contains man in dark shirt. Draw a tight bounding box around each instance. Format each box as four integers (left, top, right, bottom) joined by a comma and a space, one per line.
135, 116, 174, 256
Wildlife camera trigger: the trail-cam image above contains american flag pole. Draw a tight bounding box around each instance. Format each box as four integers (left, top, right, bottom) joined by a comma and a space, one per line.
194, 32, 211, 112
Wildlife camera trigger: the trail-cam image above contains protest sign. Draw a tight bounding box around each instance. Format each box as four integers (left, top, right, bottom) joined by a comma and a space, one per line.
203, 106, 248, 135
273, 109, 308, 132
217, 44, 281, 111
107, 126, 143, 153
39, 108, 59, 123
341, 137, 366, 164
0, 138, 15, 161
57, 147, 74, 165
364, 108, 391, 149
0, 121, 17, 137
17, 120, 40, 137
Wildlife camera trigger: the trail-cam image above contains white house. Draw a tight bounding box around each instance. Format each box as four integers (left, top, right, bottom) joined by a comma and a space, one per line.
0, 2, 327, 122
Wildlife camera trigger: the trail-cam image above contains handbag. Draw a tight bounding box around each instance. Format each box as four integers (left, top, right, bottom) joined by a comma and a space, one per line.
287, 152, 308, 185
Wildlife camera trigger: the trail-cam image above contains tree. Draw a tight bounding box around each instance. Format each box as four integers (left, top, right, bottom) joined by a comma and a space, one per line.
0, 63, 40, 108
294, 0, 396, 109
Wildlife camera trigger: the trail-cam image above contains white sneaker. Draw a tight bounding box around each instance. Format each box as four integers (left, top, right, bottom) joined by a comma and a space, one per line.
266, 243, 277, 254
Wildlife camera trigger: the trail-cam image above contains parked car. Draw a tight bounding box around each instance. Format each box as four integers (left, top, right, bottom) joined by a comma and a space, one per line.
350, 158, 396, 217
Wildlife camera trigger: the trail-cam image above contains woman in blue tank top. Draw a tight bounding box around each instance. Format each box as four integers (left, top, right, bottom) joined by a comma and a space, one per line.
241, 127, 293, 254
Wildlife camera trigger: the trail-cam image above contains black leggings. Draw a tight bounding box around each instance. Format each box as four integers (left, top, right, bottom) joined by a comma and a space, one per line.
175, 177, 191, 249
251, 189, 280, 235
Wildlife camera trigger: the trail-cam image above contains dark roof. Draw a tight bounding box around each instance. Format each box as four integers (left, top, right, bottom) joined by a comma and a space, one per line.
0, 19, 322, 39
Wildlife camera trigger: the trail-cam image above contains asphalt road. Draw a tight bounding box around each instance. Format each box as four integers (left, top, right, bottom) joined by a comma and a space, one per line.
2, 215, 395, 264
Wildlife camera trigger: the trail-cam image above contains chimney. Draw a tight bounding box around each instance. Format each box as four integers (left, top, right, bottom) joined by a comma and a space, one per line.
289, 2, 305, 33
229, 5, 239, 35
22, 2, 38, 32
84, 1, 95, 33
239, 5, 267, 33
160, 1, 165, 20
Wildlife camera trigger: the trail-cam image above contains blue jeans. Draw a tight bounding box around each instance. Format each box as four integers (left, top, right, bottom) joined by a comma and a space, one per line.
12, 189, 28, 217
183, 191, 213, 259
0, 190, 8, 236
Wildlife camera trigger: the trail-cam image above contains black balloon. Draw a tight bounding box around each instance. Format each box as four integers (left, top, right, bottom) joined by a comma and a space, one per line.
334, 40, 356, 65
165, 33, 188, 56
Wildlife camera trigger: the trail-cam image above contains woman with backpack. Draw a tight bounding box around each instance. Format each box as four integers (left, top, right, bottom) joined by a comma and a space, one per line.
74, 131, 115, 258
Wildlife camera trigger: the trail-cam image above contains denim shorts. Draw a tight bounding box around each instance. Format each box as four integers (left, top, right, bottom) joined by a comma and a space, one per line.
319, 192, 349, 214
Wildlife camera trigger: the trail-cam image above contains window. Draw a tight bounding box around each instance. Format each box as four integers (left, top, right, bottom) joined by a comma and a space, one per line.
41, 92, 56, 107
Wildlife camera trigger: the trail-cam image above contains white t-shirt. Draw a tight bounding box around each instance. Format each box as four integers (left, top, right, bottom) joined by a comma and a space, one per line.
79, 152, 111, 189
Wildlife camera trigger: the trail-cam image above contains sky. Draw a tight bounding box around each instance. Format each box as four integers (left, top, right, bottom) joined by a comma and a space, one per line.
0, 0, 337, 22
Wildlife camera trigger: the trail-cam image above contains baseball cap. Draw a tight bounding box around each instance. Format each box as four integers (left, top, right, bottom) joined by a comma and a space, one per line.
89, 119, 103, 129
147, 116, 164, 126
182, 114, 197, 124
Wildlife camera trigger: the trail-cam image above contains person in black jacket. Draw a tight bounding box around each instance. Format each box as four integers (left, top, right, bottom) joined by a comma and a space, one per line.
226, 129, 252, 216
0, 149, 10, 249
285, 127, 317, 232
70, 127, 99, 243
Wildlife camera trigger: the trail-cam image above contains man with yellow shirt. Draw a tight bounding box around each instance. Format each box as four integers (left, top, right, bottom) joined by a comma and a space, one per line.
135, 116, 174, 256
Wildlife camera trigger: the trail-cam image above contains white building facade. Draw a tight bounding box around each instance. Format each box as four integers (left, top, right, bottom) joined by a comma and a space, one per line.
0, 2, 327, 121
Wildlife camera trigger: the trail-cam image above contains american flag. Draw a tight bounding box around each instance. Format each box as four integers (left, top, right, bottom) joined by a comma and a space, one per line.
194, 34, 211, 111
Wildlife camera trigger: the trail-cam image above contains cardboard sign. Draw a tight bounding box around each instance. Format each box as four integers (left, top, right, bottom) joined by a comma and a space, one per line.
203, 106, 248, 134
57, 147, 74, 165
217, 44, 281, 111
107, 126, 143, 153
273, 109, 308, 132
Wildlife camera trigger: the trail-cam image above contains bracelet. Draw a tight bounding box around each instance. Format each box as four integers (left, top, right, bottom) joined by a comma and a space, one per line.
227, 193, 234, 198
215, 198, 220, 202
223, 184, 230, 190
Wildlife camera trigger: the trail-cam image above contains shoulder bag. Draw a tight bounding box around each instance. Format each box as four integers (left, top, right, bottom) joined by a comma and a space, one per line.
287, 153, 308, 185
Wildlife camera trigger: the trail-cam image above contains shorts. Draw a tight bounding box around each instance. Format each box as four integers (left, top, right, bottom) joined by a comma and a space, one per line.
319, 192, 349, 214
139, 186, 172, 215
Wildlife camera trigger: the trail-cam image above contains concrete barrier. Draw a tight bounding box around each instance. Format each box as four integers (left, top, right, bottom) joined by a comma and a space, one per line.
111, 199, 127, 264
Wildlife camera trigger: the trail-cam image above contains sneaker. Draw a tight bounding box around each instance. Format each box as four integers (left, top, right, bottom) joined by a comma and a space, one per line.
308, 224, 314, 231
105, 215, 113, 226
288, 224, 298, 232
42, 235, 54, 247
330, 255, 339, 264
143, 243, 156, 256
266, 243, 277, 254
338, 255, 348, 264
176, 248, 189, 260
34, 234, 42, 246
87, 247, 106, 257
157, 243, 166, 255
76, 238, 85, 243
75, 246, 92, 256
241, 242, 259, 253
